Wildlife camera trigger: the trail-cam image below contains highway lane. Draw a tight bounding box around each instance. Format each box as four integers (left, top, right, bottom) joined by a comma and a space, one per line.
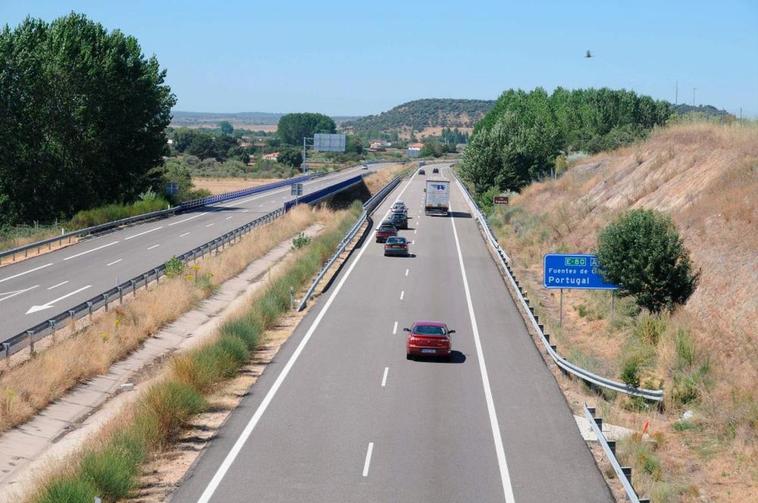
172, 165, 612, 502
0, 164, 387, 343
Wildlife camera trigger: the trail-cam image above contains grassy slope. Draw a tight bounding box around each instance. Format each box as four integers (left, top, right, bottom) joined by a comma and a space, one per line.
487, 122, 756, 501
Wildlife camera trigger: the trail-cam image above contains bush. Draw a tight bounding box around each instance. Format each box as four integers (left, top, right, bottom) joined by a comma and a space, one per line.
164, 256, 185, 277
37, 477, 98, 503
80, 444, 140, 500
633, 314, 667, 345
621, 356, 642, 388
68, 197, 169, 229
597, 209, 699, 313
291, 232, 311, 249
138, 381, 206, 443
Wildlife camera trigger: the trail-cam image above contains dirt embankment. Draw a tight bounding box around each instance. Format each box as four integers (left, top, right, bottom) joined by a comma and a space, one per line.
490, 122, 756, 501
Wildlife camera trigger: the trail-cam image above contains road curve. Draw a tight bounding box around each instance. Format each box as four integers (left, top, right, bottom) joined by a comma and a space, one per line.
171, 166, 613, 503
0, 165, 385, 343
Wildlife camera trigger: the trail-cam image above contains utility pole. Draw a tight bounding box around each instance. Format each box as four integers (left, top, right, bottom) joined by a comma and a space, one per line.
674, 81, 678, 105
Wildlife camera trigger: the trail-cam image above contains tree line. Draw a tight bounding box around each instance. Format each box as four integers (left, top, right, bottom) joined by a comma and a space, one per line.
0, 13, 175, 226
461, 87, 671, 193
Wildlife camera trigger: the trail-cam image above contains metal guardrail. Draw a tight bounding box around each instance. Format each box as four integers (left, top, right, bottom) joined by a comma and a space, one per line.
453, 174, 664, 401
1, 208, 286, 359
0, 175, 312, 265
284, 175, 364, 211
296, 172, 405, 311
1, 167, 387, 359
584, 403, 650, 503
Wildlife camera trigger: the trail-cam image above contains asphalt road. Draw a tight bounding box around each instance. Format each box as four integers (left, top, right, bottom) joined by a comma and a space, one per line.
0, 165, 385, 343
172, 165, 613, 502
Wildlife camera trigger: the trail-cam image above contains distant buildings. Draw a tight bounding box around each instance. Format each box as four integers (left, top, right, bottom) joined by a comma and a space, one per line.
262, 152, 279, 161
406, 142, 423, 158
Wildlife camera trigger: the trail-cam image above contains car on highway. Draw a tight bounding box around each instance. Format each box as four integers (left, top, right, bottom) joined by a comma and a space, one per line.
387, 210, 408, 229
392, 201, 407, 212
376, 222, 398, 243
384, 236, 409, 256
419, 168, 425, 175
404, 321, 455, 360
432, 167, 439, 174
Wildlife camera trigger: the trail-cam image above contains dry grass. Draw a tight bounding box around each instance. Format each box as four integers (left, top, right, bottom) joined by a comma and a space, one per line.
362, 163, 408, 194
191, 177, 282, 195
490, 122, 757, 501
0, 205, 323, 433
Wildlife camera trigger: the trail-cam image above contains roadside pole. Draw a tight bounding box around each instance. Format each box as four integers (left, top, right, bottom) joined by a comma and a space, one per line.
559, 288, 563, 327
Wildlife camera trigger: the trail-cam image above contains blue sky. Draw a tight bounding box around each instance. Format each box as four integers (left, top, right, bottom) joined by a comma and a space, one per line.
2, 0, 757, 116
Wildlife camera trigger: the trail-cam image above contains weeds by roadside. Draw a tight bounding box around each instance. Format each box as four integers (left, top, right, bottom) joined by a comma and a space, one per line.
30, 203, 361, 503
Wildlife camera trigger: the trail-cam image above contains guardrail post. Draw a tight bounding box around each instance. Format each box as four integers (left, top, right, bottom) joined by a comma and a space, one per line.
130, 279, 136, 297
103, 293, 109, 312
69, 310, 76, 331
27, 330, 35, 356
87, 301, 93, 321
49, 320, 56, 343
3, 343, 10, 365
593, 416, 603, 431
607, 440, 616, 456
154, 268, 160, 285
118, 287, 123, 305
621, 466, 632, 480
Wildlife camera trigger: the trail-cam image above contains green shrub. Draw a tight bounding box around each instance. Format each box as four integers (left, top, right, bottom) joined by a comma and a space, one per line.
138, 381, 206, 443
164, 256, 185, 277
37, 477, 97, 503
291, 232, 311, 249
633, 314, 667, 345
68, 197, 169, 229
621, 357, 642, 388
675, 329, 696, 367
80, 444, 139, 500
220, 317, 262, 350
597, 209, 699, 313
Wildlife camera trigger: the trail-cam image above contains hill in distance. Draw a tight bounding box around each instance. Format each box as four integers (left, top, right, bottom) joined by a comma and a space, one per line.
170, 111, 359, 131
672, 103, 735, 120
342, 98, 495, 139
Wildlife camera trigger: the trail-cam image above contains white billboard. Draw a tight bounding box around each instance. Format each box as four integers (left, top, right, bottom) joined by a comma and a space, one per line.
313, 133, 346, 152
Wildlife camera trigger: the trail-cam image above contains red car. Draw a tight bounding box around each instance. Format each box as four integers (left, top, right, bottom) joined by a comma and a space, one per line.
404, 321, 455, 360
376, 222, 397, 243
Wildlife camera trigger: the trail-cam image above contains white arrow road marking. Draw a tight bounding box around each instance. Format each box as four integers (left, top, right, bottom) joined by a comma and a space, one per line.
26, 285, 92, 314
0, 263, 53, 284
64, 241, 118, 261
0, 285, 39, 303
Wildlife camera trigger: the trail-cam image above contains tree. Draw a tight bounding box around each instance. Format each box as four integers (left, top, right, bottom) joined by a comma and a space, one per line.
597, 209, 699, 313
277, 148, 303, 168
0, 13, 175, 225
277, 113, 336, 145
219, 121, 234, 135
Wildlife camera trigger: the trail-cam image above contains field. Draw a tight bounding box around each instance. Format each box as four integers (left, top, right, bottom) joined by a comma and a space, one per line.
191, 177, 282, 195
487, 122, 757, 501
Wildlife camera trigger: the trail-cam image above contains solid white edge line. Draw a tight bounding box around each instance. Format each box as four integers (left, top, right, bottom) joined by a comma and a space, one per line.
362, 442, 374, 477
195, 170, 417, 503
0, 263, 53, 284
63, 241, 118, 261
392, 321, 398, 334
449, 199, 516, 503
381, 367, 389, 387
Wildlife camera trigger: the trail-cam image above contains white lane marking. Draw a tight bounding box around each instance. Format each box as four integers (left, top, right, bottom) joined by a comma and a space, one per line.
205, 223, 215, 228
405, 268, 409, 277
107, 259, 123, 266
168, 212, 207, 226
362, 442, 375, 477
124, 226, 162, 240
449, 201, 516, 503
399, 290, 404, 300
225, 216, 233, 220
414, 229, 417, 234
147, 244, 160, 250
381, 368, 389, 387
179, 232, 191, 238
194, 170, 417, 503
242, 209, 249, 213
63, 241, 118, 261
47, 280, 69, 290
392, 321, 398, 334
0, 285, 39, 303
26, 285, 92, 314
0, 263, 53, 284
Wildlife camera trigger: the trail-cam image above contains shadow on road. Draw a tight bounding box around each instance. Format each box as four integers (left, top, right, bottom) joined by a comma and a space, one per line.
411, 350, 466, 364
